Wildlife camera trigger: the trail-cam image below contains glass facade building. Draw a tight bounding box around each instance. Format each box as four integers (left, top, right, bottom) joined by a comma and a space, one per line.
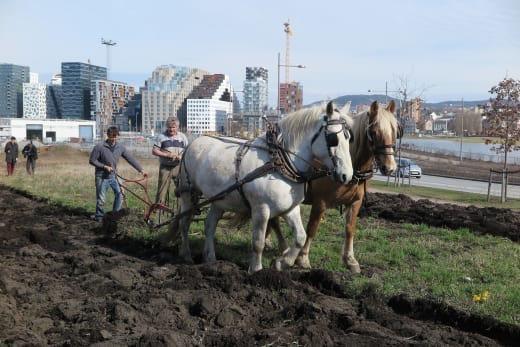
142, 65, 207, 134
61, 62, 107, 119
0, 63, 30, 118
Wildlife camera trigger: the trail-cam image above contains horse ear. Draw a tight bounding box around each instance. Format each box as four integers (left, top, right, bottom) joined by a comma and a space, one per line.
369, 101, 378, 121
386, 100, 396, 113
340, 101, 351, 114
326, 101, 334, 116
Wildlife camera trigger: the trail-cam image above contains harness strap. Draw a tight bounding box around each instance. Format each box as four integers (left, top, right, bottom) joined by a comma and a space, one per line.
235, 140, 252, 209
152, 161, 277, 229
350, 169, 374, 184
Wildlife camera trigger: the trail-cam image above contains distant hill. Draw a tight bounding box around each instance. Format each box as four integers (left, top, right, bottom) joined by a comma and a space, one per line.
306, 94, 394, 108
305, 95, 488, 110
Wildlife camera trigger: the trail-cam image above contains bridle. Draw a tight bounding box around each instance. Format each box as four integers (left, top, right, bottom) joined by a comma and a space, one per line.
310, 113, 354, 174
366, 116, 403, 156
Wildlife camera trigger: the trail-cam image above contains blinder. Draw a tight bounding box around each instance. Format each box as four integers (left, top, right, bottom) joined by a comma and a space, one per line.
311, 116, 353, 147
325, 132, 339, 147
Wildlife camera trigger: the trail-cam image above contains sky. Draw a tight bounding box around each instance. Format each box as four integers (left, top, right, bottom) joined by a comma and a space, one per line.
1, 0, 519, 104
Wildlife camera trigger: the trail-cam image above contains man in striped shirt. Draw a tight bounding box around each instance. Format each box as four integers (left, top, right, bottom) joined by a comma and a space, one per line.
152, 117, 188, 204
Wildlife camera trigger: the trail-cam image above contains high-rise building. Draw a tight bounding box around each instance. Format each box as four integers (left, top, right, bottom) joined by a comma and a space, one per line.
91, 80, 135, 136
0, 63, 30, 118
279, 82, 303, 115
243, 67, 268, 114
185, 74, 232, 135
124, 93, 142, 132
47, 73, 63, 118
61, 62, 107, 119
243, 67, 268, 133
142, 65, 207, 134
23, 81, 47, 119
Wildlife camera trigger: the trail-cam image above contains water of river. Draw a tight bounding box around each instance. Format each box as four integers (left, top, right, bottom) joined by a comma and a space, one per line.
401, 138, 520, 164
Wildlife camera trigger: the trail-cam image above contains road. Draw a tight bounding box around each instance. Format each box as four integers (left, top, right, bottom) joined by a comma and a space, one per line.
372, 174, 520, 199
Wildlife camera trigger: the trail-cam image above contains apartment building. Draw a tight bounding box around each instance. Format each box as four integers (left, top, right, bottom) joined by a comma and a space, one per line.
0, 63, 30, 117
141, 65, 207, 134
185, 74, 232, 135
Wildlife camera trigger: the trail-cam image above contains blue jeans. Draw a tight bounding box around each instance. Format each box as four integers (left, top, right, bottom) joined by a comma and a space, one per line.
95, 173, 123, 220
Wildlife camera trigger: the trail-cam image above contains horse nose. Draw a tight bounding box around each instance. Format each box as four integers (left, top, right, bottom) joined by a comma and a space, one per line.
342, 174, 347, 183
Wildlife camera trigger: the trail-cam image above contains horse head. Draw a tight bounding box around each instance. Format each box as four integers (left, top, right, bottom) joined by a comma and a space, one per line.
366, 100, 400, 176
310, 101, 354, 184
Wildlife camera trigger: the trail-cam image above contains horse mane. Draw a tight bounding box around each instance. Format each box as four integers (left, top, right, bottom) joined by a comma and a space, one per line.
278, 105, 352, 151
350, 107, 398, 166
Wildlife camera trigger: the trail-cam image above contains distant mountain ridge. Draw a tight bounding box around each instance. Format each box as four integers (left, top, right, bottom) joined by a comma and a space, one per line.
305, 95, 487, 110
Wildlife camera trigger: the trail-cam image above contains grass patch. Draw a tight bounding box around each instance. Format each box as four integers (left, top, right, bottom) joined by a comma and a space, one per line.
370, 179, 520, 209
1, 145, 519, 325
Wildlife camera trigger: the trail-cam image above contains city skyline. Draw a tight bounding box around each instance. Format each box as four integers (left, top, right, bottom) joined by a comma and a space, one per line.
1, 0, 519, 105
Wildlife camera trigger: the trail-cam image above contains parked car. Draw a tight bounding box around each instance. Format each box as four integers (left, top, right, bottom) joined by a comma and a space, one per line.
393, 158, 422, 178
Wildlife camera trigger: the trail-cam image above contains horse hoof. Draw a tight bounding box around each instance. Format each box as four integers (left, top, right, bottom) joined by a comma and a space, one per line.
274, 257, 291, 271
248, 264, 262, 274
348, 263, 361, 274
295, 256, 312, 269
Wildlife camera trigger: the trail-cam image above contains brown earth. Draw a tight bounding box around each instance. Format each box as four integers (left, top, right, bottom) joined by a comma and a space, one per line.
1, 185, 519, 346
362, 193, 520, 242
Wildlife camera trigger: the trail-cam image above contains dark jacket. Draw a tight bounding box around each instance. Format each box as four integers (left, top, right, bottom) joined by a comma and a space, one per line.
89, 141, 143, 177
4, 142, 18, 163
22, 144, 38, 160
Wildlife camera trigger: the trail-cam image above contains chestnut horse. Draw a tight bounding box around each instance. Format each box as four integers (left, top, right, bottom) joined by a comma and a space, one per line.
268, 100, 400, 273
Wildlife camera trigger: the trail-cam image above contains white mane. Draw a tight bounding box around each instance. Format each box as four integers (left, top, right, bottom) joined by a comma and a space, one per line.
278, 106, 352, 151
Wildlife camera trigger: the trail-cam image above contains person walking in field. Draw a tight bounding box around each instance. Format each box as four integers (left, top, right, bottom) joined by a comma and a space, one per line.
22, 140, 38, 175
89, 126, 147, 222
152, 117, 188, 204
4, 136, 19, 176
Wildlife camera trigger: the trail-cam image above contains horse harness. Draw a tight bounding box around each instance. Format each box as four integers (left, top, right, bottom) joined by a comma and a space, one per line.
234, 116, 352, 209
176, 114, 353, 215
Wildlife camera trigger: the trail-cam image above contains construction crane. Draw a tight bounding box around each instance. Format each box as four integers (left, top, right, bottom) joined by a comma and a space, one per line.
101, 38, 117, 79
283, 20, 292, 84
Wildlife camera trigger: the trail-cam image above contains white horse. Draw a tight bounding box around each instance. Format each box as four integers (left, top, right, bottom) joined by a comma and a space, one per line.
173, 101, 354, 273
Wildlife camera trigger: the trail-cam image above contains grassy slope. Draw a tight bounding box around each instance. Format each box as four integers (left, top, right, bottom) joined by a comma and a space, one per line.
1, 145, 518, 325
370, 180, 520, 209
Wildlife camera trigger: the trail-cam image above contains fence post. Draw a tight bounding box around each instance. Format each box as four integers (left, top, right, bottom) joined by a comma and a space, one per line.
505, 168, 509, 202
501, 169, 506, 203
487, 169, 492, 202
408, 163, 411, 186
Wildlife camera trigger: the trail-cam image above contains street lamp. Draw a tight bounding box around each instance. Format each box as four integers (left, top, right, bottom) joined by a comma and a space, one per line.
459, 97, 464, 161
277, 52, 306, 116
368, 81, 401, 105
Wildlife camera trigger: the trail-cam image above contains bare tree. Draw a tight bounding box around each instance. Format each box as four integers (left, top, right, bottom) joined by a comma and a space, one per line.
483, 78, 520, 170
392, 73, 433, 119
483, 78, 520, 202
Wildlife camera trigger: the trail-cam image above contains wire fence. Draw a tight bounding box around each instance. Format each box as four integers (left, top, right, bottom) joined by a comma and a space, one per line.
78, 134, 204, 159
